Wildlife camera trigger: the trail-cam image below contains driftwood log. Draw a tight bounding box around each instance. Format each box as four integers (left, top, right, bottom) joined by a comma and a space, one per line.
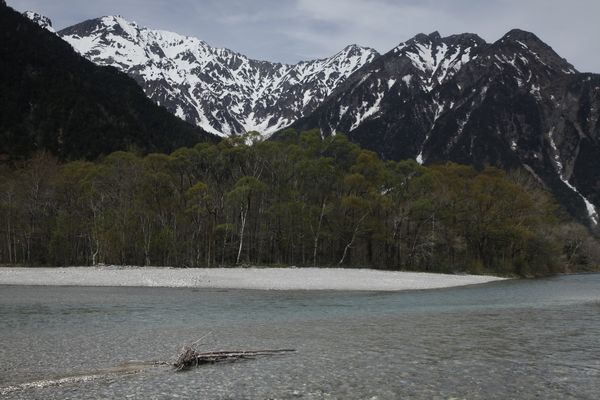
174, 346, 295, 371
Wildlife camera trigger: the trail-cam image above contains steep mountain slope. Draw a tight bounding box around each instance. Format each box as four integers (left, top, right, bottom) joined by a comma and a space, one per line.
291, 30, 599, 226
1, 5, 215, 161
57, 16, 379, 136
292, 31, 487, 160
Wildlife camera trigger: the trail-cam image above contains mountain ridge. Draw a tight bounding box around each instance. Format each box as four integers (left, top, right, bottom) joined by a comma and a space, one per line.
55, 15, 379, 137
21, 10, 600, 227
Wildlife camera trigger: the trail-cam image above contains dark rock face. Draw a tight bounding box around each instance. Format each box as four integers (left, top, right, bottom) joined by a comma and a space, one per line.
292, 30, 599, 227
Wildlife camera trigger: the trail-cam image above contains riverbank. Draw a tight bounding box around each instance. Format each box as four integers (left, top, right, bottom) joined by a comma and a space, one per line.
0, 266, 506, 291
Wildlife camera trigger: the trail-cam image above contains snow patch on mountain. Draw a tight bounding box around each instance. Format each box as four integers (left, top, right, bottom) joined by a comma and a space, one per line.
548, 129, 598, 224
351, 91, 384, 131
23, 11, 55, 33
392, 33, 479, 92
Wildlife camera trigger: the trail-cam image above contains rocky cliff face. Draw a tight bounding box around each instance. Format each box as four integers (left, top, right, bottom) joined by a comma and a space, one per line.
57, 16, 378, 137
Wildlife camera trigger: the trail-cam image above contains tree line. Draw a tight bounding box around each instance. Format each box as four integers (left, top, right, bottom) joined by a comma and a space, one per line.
1, 130, 598, 276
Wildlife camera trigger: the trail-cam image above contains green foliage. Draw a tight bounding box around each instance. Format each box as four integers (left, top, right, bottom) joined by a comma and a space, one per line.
0, 133, 597, 276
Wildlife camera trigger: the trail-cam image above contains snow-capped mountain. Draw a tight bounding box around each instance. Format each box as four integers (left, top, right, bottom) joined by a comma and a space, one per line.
55, 15, 378, 137
292, 30, 599, 226
292, 31, 487, 146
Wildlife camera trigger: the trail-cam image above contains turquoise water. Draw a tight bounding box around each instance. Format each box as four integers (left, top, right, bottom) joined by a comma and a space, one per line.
1, 274, 599, 399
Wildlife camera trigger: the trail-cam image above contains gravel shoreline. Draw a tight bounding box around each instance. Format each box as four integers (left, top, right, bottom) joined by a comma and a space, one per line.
0, 266, 506, 291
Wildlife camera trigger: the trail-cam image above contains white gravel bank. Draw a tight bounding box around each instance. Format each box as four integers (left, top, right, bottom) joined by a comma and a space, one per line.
0, 267, 506, 291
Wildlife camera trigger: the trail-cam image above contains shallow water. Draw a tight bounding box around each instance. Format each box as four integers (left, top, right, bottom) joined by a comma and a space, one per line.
1, 274, 599, 399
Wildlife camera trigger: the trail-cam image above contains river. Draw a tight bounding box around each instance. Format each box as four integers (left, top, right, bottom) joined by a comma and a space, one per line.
1, 274, 599, 399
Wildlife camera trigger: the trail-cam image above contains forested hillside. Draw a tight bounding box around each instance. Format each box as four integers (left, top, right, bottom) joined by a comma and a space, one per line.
1, 131, 598, 276
0, 3, 215, 161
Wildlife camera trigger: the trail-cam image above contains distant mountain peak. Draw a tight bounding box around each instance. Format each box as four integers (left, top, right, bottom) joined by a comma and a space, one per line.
502, 28, 541, 42
409, 33, 434, 44
388, 31, 485, 92
397, 31, 485, 50
428, 31, 441, 39
493, 28, 577, 74
342, 43, 372, 52
444, 32, 487, 46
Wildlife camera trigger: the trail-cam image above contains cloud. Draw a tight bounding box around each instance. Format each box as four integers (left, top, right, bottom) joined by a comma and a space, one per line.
290, 0, 600, 72
291, 0, 458, 55
8, 0, 600, 71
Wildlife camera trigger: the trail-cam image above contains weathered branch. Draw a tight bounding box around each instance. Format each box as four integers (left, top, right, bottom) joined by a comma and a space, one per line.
174, 346, 295, 371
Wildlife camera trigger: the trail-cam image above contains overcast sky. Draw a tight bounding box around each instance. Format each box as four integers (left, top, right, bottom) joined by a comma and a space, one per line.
9, 0, 600, 72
